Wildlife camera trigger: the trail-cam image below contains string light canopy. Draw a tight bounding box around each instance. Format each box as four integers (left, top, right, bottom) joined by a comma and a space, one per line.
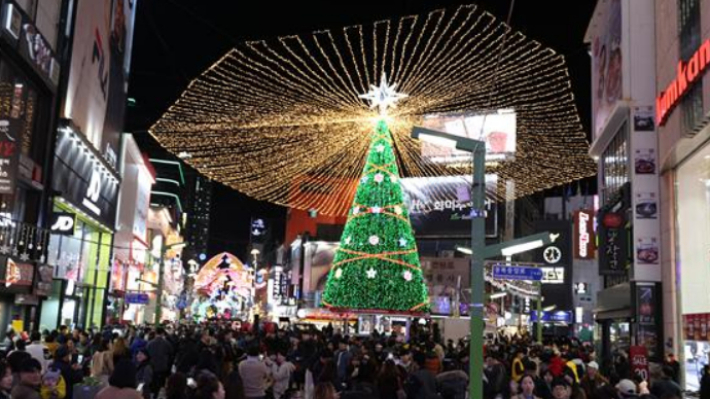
151, 4, 596, 216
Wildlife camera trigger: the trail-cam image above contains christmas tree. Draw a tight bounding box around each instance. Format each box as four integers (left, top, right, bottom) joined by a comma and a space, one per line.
321, 120, 430, 314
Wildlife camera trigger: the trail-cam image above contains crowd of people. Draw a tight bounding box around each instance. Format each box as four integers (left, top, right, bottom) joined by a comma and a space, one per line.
0, 322, 692, 399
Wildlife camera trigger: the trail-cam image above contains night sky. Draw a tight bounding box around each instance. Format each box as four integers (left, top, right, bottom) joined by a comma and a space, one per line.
126, 1, 598, 259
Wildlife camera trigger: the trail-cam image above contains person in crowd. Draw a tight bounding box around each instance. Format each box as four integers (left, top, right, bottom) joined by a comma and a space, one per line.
377, 359, 402, 399
12, 358, 42, 399
193, 372, 226, 399
135, 349, 153, 399
580, 361, 608, 399
44, 334, 58, 359
7, 340, 31, 375
314, 382, 338, 399
95, 360, 143, 399
26, 332, 51, 373
165, 372, 189, 399
615, 379, 637, 399
404, 352, 438, 399
513, 374, 540, 399
512, 349, 527, 383
40, 368, 65, 399
664, 353, 681, 384
436, 361, 467, 399
551, 378, 572, 399
238, 345, 269, 399
701, 365, 710, 399
50, 346, 82, 399
91, 338, 114, 384
335, 339, 352, 390
2, 331, 16, 353
112, 337, 131, 364
0, 361, 13, 399
146, 328, 173, 398
271, 351, 295, 399
650, 366, 682, 399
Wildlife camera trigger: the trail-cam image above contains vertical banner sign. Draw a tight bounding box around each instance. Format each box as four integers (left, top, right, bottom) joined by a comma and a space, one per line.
574, 210, 596, 259
635, 283, 661, 359
0, 119, 20, 194
630, 346, 649, 382
631, 106, 661, 282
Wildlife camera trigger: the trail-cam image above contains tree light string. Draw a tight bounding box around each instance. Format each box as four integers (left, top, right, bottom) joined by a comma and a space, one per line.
151, 4, 596, 216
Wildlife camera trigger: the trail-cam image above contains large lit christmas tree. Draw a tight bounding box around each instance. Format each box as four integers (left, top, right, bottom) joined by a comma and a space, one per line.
322, 89, 430, 313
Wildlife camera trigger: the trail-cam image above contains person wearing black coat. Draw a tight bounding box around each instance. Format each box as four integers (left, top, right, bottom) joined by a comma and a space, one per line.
50, 346, 83, 399
700, 365, 710, 399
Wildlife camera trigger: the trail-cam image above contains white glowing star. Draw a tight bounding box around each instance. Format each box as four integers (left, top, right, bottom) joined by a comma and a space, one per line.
335, 269, 343, 279
374, 174, 385, 183
359, 74, 408, 116
403, 271, 413, 282
366, 268, 377, 279
375, 144, 386, 153
345, 236, 352, 245
399, 238, 408, 247
369, 235, 380, 246
394, 206, 403, 215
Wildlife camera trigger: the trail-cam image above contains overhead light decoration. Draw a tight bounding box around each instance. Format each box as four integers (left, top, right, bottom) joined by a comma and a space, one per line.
150, 4, 595, 216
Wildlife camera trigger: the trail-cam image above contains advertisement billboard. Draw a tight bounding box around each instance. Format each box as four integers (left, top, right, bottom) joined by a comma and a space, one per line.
420, 109, 516, 164
574, 210, 596, 259
63, 0, 137, 165
400, 175, 499, 238
590, 0, 622, 138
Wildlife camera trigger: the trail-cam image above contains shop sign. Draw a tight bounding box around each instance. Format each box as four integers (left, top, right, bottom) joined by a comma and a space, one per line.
574, 210, 596, 259
684, 313, 710, 341
657, 39, 710, 126
630, 346, 649, 381
35, 264, 53, 297
52, 127, 119, 227
0, 119, 20, 194
598, 212, 629, 275
125, 292, 149, 305
530, 310, 573, 323
133, 170, 151, 243
49, 212, 76, 235
1, 2, 59, 87
2, 258, 32, 287
634, 283, 661, 358
540, 267, 565, 284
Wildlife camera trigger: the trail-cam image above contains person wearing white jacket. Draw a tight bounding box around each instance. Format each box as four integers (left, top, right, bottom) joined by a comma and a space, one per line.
271, 353, 295, 399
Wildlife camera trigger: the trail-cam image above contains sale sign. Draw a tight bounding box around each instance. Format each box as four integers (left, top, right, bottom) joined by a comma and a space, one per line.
630, 346, 649, 382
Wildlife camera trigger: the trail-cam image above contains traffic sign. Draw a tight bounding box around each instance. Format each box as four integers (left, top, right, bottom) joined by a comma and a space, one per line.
492, 265, 543, 281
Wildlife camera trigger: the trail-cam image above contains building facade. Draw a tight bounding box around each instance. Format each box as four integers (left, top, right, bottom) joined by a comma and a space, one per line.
655, 0, 710, 390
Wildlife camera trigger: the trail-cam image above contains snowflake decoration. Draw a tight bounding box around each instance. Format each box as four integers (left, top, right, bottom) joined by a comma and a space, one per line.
403, 271, 413, 282
335, 269, 343, 279
366, 268, 378, 279
399, 238, 408, 247
345, 236, 352, 245
374, 174, 385, 183
375, 144, 386, 153
19, 253, 29, 262
369, 235, 380, 246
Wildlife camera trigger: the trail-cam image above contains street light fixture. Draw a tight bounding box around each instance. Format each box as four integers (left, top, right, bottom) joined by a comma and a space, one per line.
411, 126, 485, 399
412, 126, 558, 399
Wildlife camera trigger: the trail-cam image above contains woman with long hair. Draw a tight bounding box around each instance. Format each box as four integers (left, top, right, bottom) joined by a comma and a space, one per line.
314, 382, 338, 399
95, 359, 142, 399
377, 360, 401, 399
91, 339, 114, 385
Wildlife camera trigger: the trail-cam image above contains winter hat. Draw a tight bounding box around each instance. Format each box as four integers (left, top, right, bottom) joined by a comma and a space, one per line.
616, 379, 637, 396
42, 368, 61, 384
587, 361, 599, 370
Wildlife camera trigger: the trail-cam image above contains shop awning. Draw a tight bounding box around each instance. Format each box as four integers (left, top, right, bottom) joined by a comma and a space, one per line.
594, 283, 631, 321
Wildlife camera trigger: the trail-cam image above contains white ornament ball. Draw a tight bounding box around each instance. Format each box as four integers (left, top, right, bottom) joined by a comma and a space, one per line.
369, 235, 380, 246
394, 206, 403, 215
335, 269, 343, 279
403, 271, 413, 281
374, 174, 385, 183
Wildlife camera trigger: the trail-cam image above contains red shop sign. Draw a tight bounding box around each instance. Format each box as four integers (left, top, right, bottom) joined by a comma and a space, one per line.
657, 39, 710, 126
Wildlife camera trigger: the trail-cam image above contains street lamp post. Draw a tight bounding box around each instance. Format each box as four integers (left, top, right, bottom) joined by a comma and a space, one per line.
155, 241, 186, 324
412, 127, 559, 399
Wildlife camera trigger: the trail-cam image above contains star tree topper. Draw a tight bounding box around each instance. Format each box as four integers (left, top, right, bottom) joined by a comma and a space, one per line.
359, 74, 408, 116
